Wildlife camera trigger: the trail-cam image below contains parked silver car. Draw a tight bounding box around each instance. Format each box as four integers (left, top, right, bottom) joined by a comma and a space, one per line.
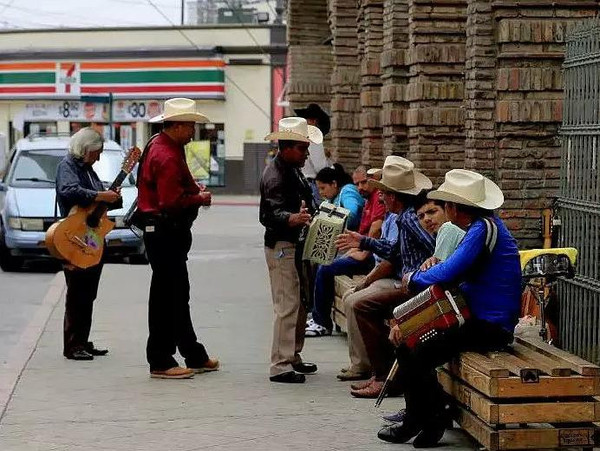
0, 134, 146, 271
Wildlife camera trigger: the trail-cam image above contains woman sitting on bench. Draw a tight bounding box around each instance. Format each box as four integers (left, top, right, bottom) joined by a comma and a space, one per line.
378, 169, 522, 448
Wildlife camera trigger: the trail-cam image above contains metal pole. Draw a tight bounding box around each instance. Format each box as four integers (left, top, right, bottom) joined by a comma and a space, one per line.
181, 0, 184, 25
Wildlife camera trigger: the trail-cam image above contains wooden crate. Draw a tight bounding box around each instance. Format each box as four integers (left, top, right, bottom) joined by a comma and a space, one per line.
439, 336, 600, 450
332, 274, 365, 332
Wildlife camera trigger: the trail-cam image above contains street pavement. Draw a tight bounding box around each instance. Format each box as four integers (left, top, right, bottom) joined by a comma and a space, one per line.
0, 197, 477, 451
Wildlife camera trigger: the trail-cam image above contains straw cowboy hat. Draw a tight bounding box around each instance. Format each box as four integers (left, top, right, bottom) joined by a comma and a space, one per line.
149, 97, 209, 123
366, 167, 382, 177
428, 169, 504, 210
294, 103, 331, 135
264, 117, 323, 144
368, 156, 432, 195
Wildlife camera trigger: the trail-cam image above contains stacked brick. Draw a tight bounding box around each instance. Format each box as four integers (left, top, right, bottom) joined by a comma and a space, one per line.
381, 0, 410, 158
492, 0, 599, 247
286, 0, 600, 246
358, 0, 385, 168
286, 0, 333, 110
405, 0, 468, 185
464, 0, 496, 177
328, 0, 362, 165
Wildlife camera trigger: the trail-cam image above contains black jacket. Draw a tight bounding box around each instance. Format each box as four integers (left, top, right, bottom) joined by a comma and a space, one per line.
259, 155, 315, 248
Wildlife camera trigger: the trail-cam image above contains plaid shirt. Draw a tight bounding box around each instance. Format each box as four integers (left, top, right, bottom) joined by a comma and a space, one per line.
360, 206, 435, 278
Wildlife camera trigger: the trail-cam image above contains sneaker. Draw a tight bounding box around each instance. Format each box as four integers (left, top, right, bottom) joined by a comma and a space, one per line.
383, 409, 406, 423
305, 320, 332, 337
150, 366, 194, 379
189, 358, 220, 374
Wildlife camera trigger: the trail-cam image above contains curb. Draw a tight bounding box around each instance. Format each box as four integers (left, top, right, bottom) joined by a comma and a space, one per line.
0, 272, 65, 421
212, 201, 259, 207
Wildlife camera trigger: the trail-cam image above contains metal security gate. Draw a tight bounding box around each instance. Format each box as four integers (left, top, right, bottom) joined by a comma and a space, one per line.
557, 21, 600, 364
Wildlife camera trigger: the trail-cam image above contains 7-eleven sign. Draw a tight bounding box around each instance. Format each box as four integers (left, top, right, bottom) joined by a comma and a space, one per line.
57, 62, 80, 95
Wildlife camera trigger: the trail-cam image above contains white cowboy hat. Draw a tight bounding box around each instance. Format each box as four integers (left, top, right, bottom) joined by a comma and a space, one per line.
264, 117, 323, 144
428, 169, 504, 210
368, 156, 432, 195
148, 98, 209, 123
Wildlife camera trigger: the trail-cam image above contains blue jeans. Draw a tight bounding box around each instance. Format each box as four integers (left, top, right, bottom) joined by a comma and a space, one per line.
311, 254, 375, 330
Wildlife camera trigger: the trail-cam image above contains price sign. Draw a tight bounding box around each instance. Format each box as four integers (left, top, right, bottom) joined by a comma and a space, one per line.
113, 100, 162, 122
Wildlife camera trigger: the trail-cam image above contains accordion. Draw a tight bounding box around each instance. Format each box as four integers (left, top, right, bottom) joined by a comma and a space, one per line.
392, 284, 470, 349
302, 201, 350, 265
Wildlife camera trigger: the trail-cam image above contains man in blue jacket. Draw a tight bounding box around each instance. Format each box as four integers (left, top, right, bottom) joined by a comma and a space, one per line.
378, 169, 522, 448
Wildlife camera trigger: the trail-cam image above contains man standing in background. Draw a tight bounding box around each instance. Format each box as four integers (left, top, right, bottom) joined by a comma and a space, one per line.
295, 104, 331, 205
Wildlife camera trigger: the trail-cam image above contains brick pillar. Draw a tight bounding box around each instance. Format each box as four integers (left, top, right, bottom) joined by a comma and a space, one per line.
464, 0, 496, 176
406, 0, 467, 184
287, 0, 333, 109
492, 1, 599, 247
381, 0, 409, 158
329, 0, 362, 165
358, 0, 385, 167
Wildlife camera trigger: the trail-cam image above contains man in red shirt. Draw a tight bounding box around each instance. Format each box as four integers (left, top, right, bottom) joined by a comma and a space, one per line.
137, 98, 218, 379
305, 166, 386, 337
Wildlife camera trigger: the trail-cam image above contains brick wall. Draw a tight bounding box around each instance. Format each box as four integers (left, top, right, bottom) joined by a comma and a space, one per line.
358, 0, 385, 168
287, 0, 333, 111
405, 0, 468, 185
286, 0, 600, 246
329, 0, 362, 165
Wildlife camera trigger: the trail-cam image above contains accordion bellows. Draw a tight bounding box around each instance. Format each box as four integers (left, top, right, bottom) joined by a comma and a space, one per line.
302, 201, 350, 265
393, 284, 471, 349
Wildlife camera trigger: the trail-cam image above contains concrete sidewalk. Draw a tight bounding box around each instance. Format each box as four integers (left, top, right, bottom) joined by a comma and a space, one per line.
0, 204, 476, 451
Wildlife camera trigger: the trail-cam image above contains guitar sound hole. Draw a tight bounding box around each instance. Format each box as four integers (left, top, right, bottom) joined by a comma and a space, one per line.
86, 216, 100, 228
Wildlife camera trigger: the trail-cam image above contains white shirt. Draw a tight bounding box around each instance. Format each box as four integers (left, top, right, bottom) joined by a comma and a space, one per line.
301, 142, 330, 179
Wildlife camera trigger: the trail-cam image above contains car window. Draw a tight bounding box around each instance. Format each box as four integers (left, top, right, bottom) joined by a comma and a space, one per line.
9, 150, 64, 186
94, 151, 136, 187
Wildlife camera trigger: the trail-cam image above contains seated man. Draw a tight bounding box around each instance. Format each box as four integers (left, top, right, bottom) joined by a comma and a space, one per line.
378, 169, 521, 448
305, 165, 386, 337
335, 157, 435, 392
337, 199, 400, 380
342, 194, 465, 395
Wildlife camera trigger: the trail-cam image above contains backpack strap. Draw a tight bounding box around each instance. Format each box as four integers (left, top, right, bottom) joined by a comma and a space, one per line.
482, 216, 498, 255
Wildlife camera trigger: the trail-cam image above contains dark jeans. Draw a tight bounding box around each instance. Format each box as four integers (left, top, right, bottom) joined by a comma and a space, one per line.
395, 319, 513, 428
144, 225, 208, 371
312, 254, 374, 330
354, 286, 410, 379
63, 263, 103, 355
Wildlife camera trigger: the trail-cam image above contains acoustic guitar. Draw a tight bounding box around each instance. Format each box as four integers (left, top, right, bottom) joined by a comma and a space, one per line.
45, 147, 142, 269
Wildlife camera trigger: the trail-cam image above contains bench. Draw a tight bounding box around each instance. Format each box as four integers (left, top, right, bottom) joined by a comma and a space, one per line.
332, 274, 365, 333
440, 336, 600, 450
332, 276, 600, 449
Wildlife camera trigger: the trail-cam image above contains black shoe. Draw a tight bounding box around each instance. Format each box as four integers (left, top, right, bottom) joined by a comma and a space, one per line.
65, 349, 94, 361
85, 342, 108, 356
412, 419, 446, 448
292, 362, 318, 374
269, 371, 306, 383
377, 422, 421, 444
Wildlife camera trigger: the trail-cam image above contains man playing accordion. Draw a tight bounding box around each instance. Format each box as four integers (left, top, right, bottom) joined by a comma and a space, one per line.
378, 169, 522, 448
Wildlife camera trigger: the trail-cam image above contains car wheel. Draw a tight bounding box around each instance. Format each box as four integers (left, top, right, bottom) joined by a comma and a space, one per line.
0, 227, 23, 272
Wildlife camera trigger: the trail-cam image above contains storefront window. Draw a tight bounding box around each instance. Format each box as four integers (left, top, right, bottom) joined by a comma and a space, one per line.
24, 122, 58, 137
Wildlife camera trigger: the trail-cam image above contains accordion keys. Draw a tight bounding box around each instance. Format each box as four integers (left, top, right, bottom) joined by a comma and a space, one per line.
302, 201, 350, 265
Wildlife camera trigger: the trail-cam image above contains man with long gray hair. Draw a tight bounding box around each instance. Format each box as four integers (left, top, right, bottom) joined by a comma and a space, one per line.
55, 127, 122, 361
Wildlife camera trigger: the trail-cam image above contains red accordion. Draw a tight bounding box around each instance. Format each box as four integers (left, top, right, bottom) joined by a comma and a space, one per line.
392, 284, 470, 349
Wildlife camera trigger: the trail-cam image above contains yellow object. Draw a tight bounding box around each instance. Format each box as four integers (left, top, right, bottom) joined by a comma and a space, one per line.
519, 247, 578, 270
185, 140, 211, 180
